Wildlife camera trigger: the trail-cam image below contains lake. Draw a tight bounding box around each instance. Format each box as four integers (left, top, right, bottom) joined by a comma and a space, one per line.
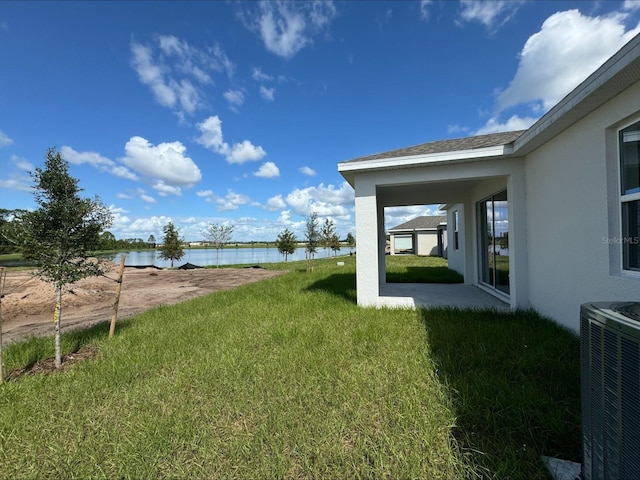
101, 246, 345, 268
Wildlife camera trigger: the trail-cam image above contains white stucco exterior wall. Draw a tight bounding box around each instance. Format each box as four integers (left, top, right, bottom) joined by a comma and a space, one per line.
446, 204, 465, 276
416, 231, 439, 255
353, 177, 380, 307
524, 82, 640, 332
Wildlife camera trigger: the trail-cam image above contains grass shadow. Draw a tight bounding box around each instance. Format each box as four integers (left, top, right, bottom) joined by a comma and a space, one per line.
419, 307, 582, 479
386, 266, 463, 284
305, 272, 357, 304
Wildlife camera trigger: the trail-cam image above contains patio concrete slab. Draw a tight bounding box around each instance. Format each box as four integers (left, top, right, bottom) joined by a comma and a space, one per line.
378, 283, 510, 310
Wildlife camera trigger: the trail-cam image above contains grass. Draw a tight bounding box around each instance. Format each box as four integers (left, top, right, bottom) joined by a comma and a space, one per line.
0, 255, 581, 479
386, 255, 464, 283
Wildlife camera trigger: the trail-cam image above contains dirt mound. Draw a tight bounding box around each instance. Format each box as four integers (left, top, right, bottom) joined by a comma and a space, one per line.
0, 267, 284, 344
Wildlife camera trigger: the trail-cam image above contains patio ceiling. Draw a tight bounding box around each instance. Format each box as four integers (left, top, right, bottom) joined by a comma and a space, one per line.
376, 177, 503, 206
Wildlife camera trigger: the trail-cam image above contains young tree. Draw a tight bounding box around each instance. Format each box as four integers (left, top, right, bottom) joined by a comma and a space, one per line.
18, 147, 113, 367
276, 228, 297, 261
204, 223, 234, 268
158, 222, 184, 267
329, 233, 341, 256
304, 212, 321, 272
346, 232, 356, 254
321, 218, 337, 254
148, 234, 156, 249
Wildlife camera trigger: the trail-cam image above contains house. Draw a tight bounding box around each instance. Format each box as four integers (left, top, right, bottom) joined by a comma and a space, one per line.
337, 33, 640, 333
388, 216, 447, 257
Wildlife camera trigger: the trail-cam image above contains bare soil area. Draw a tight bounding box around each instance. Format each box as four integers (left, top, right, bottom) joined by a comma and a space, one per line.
0, 267, 284, 344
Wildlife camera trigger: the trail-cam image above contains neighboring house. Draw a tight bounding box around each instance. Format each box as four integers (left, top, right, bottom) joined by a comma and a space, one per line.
388, 216, 447, 257
337, 34, 640, 333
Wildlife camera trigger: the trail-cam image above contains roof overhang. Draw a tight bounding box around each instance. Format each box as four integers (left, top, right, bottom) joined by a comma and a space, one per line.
338, 144, 513, 187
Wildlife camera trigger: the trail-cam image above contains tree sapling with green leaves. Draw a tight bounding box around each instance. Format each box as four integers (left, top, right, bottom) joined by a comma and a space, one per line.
158, 222, 185, 267
276, 228, 297, 261
204, 223, 234, 268
18, 147, 113, 367
304, 212, 321, 272
346, 232, 356, 254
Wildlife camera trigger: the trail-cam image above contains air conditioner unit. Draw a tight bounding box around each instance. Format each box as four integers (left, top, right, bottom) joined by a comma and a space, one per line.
581, 302, 640, 480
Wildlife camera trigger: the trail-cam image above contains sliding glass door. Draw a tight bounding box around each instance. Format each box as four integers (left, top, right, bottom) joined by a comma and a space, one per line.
478, 190, 509, 295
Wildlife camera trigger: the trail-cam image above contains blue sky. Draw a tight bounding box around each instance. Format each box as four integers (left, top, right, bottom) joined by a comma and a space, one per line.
2, 1, 639, 242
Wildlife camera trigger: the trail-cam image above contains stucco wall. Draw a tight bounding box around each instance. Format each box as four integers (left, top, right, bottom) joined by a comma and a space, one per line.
416, 231, 438, 255
524, 81, 640, 332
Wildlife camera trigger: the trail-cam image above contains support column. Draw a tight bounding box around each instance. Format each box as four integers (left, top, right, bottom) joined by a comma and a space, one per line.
354, 178, 380, 306
378, 200, 386, 286
507, 171, 529, 309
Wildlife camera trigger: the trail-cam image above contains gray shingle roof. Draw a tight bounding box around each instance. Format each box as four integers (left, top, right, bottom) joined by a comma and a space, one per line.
389, 215, 446, 231
344, 130, 525, 164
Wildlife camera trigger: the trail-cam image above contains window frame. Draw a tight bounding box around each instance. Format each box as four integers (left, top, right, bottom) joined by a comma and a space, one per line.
453, 210, 459, 250
619, 120, 640, 272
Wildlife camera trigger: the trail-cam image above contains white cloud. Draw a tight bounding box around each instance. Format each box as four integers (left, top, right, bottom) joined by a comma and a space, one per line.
623, 0, 640, 12
0, 129, 13, 147
265, 194, 286, 211
130, 42, 178, 110
11, 154, 33, 172
120, 215, 172, 238
196, 189, 214, 198
246, 1, 337, 58
497, 9, 640, 113
196, 115, 267, 164
141, 194, 157, 204
299, 166, 316, 176
475, 115, 537, 135
385, 205, 444, 229
252, 66, 273, 82
458, 0, 525, 30
227, 140, 267, 164
130, 36, 235, 117
196, 116, 226, 152
216, 190, 251, 211
253, 161, 280, 178
61, 146, 138, 181
259, 85, 275, 101
447, 124, 471, 135
419, 0, 433, 21
196, 188, 251, 211
153, 180, 183, 196
224, 89, 245, 109
121, 136, 202, 186
285, 181, 354, 217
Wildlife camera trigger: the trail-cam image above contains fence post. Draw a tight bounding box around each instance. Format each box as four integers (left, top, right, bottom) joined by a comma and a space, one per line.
109, 256, 126, 338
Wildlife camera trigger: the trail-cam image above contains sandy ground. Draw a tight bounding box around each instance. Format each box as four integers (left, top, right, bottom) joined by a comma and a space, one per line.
0, 266, 284, 344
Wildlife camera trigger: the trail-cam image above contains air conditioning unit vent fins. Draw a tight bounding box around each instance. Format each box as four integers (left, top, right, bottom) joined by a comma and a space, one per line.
581, 302, 640, 480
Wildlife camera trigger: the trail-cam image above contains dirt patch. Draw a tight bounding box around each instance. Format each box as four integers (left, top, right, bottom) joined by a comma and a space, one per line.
0, 266, 285, 345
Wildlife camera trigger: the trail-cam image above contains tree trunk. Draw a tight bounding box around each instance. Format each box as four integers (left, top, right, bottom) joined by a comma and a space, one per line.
54, 285, 62, 368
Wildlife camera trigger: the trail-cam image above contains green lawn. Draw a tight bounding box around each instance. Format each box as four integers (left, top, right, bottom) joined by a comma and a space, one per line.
386, 255, 464, 283
0, 256, 580, 479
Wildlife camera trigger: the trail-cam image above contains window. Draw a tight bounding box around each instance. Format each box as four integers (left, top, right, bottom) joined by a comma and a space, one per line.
394, 234, 413, 254
453, 210, 459, 250
620, 121, 640, 271
478, 191, 509, 295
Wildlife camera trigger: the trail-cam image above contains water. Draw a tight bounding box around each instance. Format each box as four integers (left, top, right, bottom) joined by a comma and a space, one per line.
100, 247, 343, 268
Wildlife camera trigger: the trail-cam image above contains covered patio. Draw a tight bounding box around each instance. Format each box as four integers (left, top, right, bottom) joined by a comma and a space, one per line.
379, 283, 510, 310
338, 131, 528, 312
